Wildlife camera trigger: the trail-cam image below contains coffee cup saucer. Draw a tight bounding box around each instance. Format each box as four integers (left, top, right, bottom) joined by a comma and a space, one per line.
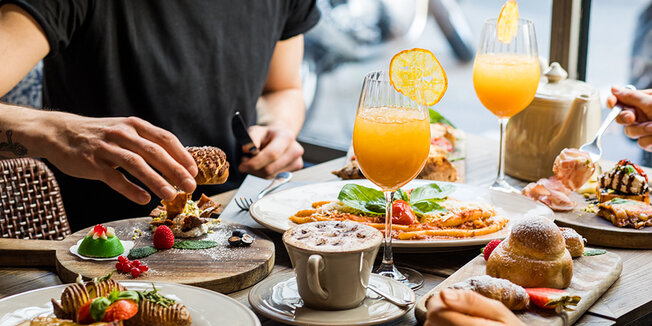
248, 271, 415, 326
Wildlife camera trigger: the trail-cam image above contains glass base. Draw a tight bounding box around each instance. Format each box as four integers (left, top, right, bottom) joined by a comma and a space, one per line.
490, 178, 519, 194
374, 263, 424, 290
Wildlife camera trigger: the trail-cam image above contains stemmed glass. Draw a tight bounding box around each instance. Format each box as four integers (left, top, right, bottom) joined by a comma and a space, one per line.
472, 18, 539, 192
352, 71, 430, 289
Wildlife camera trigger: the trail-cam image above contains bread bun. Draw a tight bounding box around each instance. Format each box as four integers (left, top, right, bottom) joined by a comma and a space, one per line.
560, 227, 585, 258
486, 216, 573, 289
186, 146, 229, 185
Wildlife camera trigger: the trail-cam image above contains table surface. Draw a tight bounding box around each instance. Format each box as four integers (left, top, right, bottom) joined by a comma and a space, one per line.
2, 133, 651, 326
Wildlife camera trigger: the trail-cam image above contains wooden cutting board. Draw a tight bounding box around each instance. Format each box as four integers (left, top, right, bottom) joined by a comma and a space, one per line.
555, 192, 652, 248
415, 250, 622, 325
0, 217, 274, 294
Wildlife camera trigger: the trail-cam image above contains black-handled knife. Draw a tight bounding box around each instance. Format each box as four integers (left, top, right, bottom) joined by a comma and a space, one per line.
232, 111, 259, 155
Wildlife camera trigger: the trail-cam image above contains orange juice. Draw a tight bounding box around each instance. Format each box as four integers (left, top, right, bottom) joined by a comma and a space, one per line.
352, 106, 430, 191
473, 53, 540, 118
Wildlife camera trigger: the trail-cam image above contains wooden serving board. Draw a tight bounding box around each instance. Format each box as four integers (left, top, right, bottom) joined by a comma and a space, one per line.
0, 218, 275, 294
415, 250, 622, 326
554, 192, 652, 249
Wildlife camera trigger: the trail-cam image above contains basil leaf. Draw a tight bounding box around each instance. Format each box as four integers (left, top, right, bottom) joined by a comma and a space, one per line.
411, 199, 447, 217
583, 249, 607, 256
395, 189, 409, 202
429, 108, 455, 127
337, 184, 385, 215
610, 198, 644, 206
116, 290, 140, 303
108, 290, 119, 302
90, 297, 111, 322
410, 183, 455, 203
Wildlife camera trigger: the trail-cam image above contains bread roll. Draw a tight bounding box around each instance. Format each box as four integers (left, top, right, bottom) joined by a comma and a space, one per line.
559, 227, 585, 258
486, 216, 573, 289
186, 146, 229, 185
449, 275, 529, 310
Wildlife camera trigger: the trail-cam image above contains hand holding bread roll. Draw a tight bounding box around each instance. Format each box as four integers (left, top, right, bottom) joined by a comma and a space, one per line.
449, 275, 529, 310
186, 146, 229, 185
486, 216, 573, 289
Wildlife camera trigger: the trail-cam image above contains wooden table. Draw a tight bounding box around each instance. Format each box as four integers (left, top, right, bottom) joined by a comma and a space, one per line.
2, 134, 652, 325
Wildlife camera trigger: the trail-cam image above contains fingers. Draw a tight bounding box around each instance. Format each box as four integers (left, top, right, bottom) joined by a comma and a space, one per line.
424, 290, 509, 326
238, 127, 304, 177
611, 86, 652, 121
127, 117, 198, 178
100, 144, 178, 202
624, 122, 652, 139
113, 131, 196, 193
439, 289, 516, 322
616, 108, 637, 125
99, 165, 151, 205
638, 135, 652, 152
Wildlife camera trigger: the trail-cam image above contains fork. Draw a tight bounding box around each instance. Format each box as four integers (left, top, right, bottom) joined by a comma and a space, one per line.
235, 172, 293, 210
579, 84, 636, 162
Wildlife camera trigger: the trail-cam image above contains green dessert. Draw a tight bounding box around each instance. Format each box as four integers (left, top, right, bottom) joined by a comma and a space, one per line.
77, 224, 124, 258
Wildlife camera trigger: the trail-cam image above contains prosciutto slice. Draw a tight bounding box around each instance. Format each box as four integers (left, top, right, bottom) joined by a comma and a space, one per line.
553, 148, 595, 191
522, 177, 576, 211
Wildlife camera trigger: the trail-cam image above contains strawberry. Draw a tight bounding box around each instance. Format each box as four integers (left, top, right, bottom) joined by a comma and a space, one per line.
76, 299, 95, 324
482, 239, 502, 261
103, 299, 138, 322
153, 225, 175, 249
526, 288, 581, 312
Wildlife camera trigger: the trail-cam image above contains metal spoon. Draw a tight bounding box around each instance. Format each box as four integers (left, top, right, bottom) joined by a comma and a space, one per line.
367, 283, 414, 309
579, 85, 636, 162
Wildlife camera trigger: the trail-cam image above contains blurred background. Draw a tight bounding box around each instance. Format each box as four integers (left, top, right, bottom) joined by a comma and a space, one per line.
299, 0, 652, 166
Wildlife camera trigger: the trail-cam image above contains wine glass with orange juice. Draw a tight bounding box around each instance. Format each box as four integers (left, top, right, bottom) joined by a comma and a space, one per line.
473, 0, 539, 192
353, 49, 447, 289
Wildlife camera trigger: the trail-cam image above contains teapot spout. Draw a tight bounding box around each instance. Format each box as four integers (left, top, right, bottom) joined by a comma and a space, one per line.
552, 94, 592, 146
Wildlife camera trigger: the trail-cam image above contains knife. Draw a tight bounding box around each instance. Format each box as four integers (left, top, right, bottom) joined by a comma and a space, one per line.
232, 111, 260, 155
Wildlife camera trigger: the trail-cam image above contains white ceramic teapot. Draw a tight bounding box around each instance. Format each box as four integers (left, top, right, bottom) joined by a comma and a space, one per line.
505, 62, 601, 181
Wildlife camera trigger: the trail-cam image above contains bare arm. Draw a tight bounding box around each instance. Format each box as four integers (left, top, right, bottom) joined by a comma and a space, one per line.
0, 5, 197, 204
239, 35, 306, 177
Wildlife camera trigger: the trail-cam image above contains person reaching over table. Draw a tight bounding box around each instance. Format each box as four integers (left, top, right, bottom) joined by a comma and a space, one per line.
425, 289, 524, 326
607, 86, 652, 151
0, 1, 318, 230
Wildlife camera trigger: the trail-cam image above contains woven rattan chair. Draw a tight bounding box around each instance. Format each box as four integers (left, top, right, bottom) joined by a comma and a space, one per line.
0, 158, 70, 240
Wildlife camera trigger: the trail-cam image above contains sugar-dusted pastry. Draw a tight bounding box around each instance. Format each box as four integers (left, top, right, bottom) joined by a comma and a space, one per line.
597, 159, 650, 204
77, 225, 124, 258
449, 275, 529, 310
559, 227, 585, 257
186, 146, 229, 185
486, 216, 573, 289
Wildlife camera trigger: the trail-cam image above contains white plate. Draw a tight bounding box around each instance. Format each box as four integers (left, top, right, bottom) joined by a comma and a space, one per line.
249, 272, 414, 326
69, 239, 135, 261
0, 281, 260, 326
250, 179, 553, 249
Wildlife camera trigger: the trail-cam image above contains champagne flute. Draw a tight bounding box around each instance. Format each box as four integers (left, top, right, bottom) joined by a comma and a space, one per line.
473, 18, 539, 192
352, 70, 430, 289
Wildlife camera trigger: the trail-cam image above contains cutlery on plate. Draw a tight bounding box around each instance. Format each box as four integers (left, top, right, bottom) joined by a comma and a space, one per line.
579, 84, 636, 162
366, 283, 414, 309
235, 171, 293, 210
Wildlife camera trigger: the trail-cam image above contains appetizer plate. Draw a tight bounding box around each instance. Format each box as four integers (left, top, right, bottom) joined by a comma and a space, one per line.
249, 272, 415, 326
0, 281, 260, 326
250, 179, 553, 250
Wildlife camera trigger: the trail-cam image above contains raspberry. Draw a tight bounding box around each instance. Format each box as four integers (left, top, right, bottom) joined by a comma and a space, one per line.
130, 267, 141, 278
483, 239, 502, 261
152, 225, 175, 250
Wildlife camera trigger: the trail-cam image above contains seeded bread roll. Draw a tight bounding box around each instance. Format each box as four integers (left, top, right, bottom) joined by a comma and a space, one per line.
186, 146, 229, 185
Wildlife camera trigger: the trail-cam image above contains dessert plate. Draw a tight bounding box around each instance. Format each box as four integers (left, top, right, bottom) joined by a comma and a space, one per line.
0, 280, 260, 326
249, 272, 415, 326
69, 239, 135, 261
249, 179, 553, 250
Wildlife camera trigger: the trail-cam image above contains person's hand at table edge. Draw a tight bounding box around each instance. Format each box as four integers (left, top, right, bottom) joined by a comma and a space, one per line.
607, 86, 652, 151
238, 125, 304, 178
0, 105, 198, 204
425, 289, 524, 326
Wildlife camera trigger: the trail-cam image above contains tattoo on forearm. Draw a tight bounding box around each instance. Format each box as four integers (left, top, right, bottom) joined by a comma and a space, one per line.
0, 130, 28, 157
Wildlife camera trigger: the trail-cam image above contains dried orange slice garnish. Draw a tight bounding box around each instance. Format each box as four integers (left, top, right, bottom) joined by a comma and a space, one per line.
497, 0, 519, 44
389, 48, 447, 106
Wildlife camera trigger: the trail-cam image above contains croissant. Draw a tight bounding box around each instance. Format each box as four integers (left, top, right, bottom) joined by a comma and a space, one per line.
449, 275, 529, 310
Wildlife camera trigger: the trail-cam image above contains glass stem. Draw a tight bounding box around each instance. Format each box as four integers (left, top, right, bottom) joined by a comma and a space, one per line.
496, 117, 509, 183
381, 191, 395, 266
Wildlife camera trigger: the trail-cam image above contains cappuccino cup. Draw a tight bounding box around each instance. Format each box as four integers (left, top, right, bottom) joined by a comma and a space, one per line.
282, 221, 382, 310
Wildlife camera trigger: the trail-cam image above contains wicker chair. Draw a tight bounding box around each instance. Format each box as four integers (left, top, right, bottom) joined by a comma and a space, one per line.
0, 158, 71, 240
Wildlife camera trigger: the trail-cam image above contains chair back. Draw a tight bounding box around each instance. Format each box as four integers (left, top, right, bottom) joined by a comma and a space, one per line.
0, 158, 70, 240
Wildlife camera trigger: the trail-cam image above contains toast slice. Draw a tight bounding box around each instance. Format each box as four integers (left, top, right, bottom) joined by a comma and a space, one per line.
596, 187, 650, 204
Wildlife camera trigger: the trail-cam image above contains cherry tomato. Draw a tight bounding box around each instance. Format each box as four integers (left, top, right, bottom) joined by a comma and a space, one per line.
391, 200, 417, 225
103, 300, 138, 322
76, 299, 95, 324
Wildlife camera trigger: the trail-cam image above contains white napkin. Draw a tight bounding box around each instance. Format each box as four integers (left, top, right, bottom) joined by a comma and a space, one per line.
219, 174, 301, 229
